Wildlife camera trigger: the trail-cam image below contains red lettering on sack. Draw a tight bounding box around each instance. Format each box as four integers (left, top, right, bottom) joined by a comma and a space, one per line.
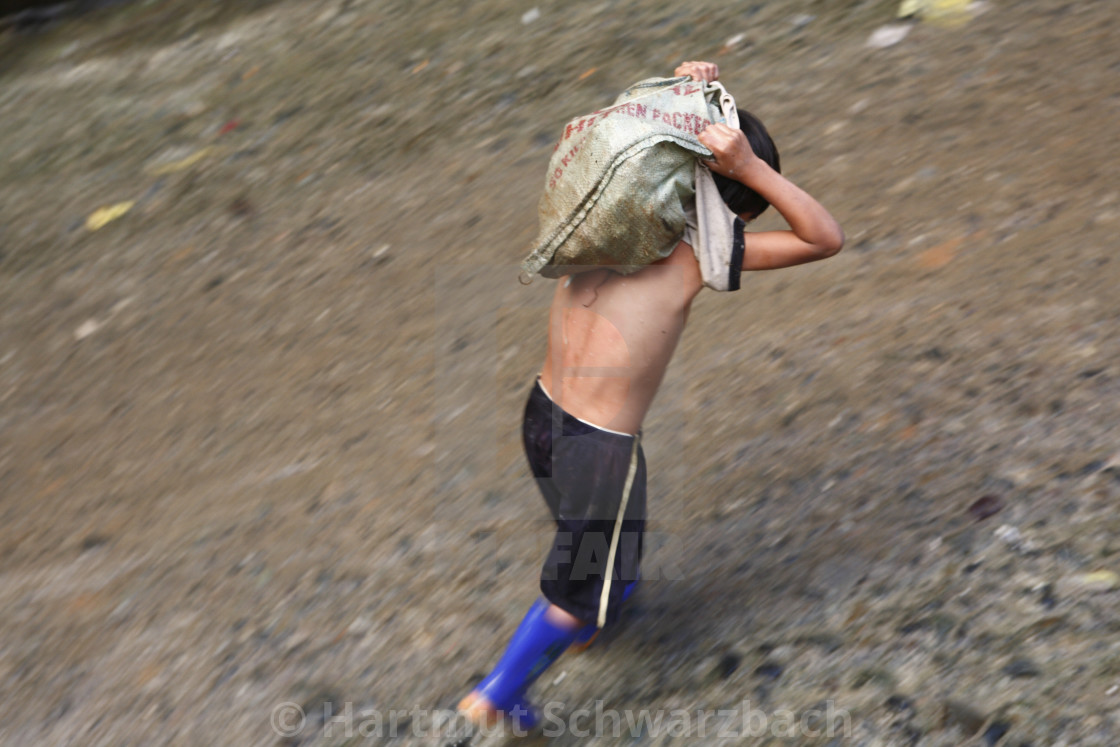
635, 104, 647, 118
561, 141, 580, 167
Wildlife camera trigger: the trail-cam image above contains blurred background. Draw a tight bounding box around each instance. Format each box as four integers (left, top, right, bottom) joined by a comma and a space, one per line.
1, 0, 1118, 744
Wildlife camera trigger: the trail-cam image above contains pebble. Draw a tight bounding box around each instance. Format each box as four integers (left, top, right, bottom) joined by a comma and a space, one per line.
885, 694, 916, 714
941, 699, 985, 735
867, 24, 912, 49
74, 319, 102, 340
753, 662, 783, 680
968, 494, 1005, 521
982, 721, 1010, 745
790, 13, 815, 29
712, 652, 740, 680
1038, 582, 1057, 609
1002, 658, 1041, 678
520, 8, 540, 24
994, 524, 1035, 552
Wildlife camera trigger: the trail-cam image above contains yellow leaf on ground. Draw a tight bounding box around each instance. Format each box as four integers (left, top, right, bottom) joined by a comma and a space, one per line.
900, 0, 973, 26
85, 201, 135, 231
148, 147, 215, 175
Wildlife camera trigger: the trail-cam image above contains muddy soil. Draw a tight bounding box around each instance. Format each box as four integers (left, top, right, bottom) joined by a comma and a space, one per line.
1, 0, 1118, 745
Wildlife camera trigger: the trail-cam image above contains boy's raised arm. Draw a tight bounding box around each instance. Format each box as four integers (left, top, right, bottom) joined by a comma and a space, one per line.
698, 123, 844, 271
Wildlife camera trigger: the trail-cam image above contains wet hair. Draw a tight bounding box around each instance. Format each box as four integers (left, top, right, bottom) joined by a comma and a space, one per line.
711, 109, 780, 220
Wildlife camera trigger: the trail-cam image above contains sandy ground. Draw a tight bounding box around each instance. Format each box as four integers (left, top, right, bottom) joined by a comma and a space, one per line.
1, 0, 1119, 744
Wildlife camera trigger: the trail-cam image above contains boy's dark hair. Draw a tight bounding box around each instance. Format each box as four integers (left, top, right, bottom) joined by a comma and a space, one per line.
712, 110, 780, 220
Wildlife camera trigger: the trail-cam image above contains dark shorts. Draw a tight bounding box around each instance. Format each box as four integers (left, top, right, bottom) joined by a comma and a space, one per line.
522, 380, 646, 626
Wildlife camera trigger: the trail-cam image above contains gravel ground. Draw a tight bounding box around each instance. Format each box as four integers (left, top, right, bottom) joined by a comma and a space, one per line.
1, 0, 1119, 745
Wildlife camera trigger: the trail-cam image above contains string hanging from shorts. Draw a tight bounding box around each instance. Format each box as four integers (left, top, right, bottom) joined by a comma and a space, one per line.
597, 434, 641, 629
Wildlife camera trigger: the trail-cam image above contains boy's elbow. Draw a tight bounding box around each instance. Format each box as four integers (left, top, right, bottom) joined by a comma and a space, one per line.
820, 226, 844, 258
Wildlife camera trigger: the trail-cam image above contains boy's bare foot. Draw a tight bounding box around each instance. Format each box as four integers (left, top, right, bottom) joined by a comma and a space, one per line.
457, 691, 494, 722
455, 690, 537, 735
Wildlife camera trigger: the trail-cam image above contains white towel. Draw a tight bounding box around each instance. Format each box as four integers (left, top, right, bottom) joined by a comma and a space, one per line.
688, 83, 745, 292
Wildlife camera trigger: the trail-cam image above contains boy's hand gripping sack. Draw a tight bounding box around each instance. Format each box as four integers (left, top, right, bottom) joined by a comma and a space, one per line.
521, 77, 736, 280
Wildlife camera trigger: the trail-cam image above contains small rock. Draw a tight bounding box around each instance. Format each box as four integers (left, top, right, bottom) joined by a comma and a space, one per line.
885, 694, 916, 714
941, 699, 985, 735
996, 521, 1023, 544
968, 494, 1005, 521
994, 524, 1035, 552
80, 534, 110, 551
1002, 658, 1040, 678
867, 23, 912, 49
724, 32, 747, 49
1038, 583, 1057, 609
790, 13, 815, 29
520, 7, 540, 24
754, 662, 783, 680
74, 319, 102, 340
982, 721, 1011, 745
711, 652, 740, 680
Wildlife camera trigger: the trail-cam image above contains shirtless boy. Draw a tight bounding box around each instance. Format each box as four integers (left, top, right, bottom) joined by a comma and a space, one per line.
454, 59, 844, 739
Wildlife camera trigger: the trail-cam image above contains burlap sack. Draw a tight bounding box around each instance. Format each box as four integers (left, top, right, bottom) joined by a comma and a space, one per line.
520, 76, 731, 280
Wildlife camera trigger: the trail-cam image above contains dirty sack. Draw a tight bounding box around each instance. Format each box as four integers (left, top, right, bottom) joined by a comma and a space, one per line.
520, 76, 739, 282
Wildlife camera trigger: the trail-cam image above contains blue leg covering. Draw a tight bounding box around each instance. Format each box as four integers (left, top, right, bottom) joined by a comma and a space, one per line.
474, 598, 583, 718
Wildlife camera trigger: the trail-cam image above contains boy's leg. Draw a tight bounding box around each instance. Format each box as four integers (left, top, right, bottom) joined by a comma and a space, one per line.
456, 382, 646, 727
569, 578, 640, 651
458, 599, 585, 726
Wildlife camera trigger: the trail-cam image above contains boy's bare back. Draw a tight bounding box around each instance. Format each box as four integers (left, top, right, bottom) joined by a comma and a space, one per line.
539, 240, 703, 435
